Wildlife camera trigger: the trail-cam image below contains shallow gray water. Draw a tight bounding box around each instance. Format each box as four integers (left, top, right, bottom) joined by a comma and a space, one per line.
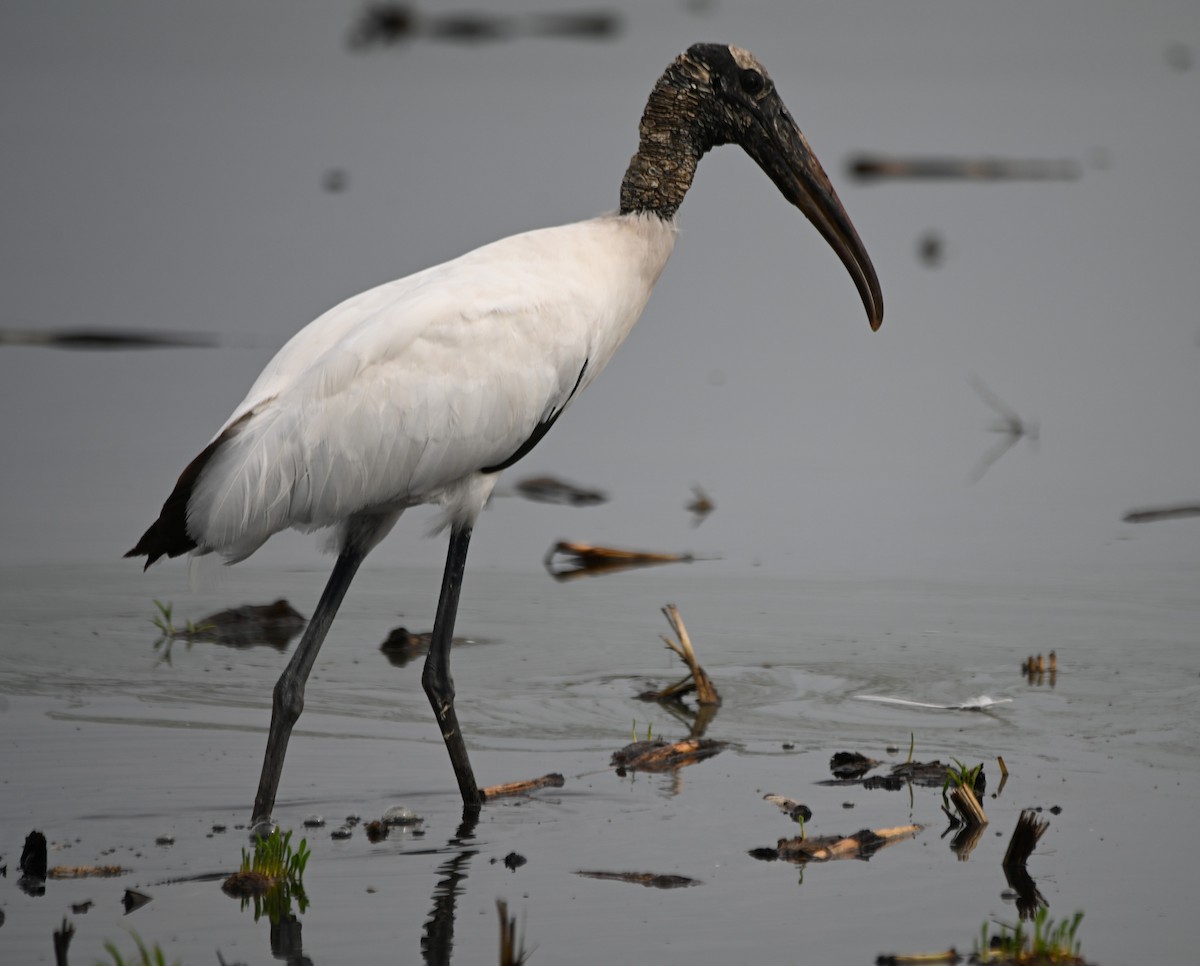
1, 561, 1197, 965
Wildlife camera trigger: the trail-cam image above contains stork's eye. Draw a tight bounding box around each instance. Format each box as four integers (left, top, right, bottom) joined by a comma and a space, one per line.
740, 69, 765, 95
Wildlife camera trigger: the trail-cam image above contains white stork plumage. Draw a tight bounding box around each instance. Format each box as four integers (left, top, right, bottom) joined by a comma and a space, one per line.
127, 43, 883, 824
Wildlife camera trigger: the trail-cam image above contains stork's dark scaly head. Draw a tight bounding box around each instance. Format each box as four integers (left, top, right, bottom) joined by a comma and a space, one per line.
621, 43, 883, 331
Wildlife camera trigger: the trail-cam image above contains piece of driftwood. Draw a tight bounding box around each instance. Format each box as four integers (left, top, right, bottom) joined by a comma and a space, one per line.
761, 824, 923, 863
544, 541, 694, 581
48, 865, 125, 878
611, 737, 725, 774
875, 949, 961, 965
576, 870, 701, 889
482, 773, 565, 800
641, 604, 721, 706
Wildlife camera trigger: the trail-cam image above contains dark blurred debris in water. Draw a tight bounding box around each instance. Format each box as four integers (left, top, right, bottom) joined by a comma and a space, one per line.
685, 484, 715, 526
752, 824, 923, 864
611, 737, 725, 774
916, 230, 945, 268
847, 154, 1081, 184
576, 869, 701, 888
379, 627, 477, 667
820, 759, 956, 789
348, 5, 620, 49
830, 751, 880, 780
482, 773, 565, 801
544, 540, 695, 581
191, 599, 307, 651
20, 831, 47, 880
0, 328, 218, 350
1164, 42, 1193, 72
968, 375, 1038, 483
122, 888, 153, 914
322, 167, 349, 193
514, 474, 607, 506
1123, 502, 1200, 523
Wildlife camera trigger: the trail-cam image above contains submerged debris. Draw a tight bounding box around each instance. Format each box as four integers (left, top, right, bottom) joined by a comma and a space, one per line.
576, 870, 701, 889
544, 541, 695, 581
482, 773, 566, 800
830, 751, 880, 780
754, 824, 924, 863
48, 865, 125, 878
192, 599, 307, 650
611, 737, 726, 774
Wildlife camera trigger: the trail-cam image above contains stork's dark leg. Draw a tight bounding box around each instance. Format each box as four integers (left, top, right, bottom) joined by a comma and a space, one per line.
252, 547, 367, 826
422, 524, 482, 807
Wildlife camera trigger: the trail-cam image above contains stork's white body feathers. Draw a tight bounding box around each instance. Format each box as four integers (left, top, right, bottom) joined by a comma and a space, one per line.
128, 43, 882, 818
189, 212, 677, 561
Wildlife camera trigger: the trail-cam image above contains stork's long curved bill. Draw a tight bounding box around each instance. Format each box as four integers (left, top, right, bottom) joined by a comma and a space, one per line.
746, 98, 884, 331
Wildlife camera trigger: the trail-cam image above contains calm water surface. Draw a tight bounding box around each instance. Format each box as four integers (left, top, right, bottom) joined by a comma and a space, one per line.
0, 561, 1197, 964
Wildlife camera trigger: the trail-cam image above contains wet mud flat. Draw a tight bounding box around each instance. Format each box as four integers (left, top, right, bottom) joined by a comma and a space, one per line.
1, 562, 1198, 964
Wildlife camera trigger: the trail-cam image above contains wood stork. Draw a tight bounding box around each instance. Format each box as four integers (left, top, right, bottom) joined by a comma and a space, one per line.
127, 43, 883, 823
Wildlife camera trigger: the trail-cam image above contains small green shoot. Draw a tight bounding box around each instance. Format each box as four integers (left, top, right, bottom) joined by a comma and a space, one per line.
973, 908, 1086, 964
906, 731, 915, 763
151, 600, 213, 640
630, 719, 653, 743
96, 932, 181, 966
225, 827, 311, 925
239, 827, 310, 882
942, 757, 984, 811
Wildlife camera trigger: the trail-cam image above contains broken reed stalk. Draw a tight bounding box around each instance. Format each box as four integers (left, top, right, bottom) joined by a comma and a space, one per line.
950, 783, 988, 827
660, 604, 721, 706
1003, 809, 1050, 869
496, 899, 530, 966
53, 918, 74, 966
482, 773, 565, 800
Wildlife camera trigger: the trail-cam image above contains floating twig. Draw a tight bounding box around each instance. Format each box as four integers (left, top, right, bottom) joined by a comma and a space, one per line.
544, 541, 696, 581
641, 604, 721, 707
482, 773, 566, 800
576, 870, 701, 889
